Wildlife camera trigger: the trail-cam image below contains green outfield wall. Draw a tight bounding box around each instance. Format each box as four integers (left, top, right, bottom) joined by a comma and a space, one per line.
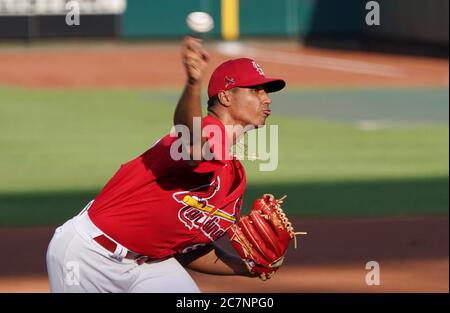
0, 0, 447, 52
121, 0, 221, 38
121, 0, 448, 48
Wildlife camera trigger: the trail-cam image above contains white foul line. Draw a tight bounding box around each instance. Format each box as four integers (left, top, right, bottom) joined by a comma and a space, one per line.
215, 43, 403, 78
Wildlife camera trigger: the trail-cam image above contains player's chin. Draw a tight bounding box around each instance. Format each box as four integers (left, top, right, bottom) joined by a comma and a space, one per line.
255, 116, 268, 128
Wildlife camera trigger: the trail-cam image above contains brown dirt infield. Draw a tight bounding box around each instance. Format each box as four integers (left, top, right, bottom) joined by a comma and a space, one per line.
0, 41, 447, 89
0, 217, 447, 292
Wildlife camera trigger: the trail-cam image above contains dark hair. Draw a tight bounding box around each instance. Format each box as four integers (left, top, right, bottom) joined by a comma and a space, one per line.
207, 95, 218, 107
208, 88, 238, 107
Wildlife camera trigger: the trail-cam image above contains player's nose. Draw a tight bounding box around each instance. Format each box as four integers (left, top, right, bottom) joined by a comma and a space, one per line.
262, 90, 272, 105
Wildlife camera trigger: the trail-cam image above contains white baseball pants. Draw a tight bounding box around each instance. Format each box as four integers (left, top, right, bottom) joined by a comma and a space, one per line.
46, 211, 200, 293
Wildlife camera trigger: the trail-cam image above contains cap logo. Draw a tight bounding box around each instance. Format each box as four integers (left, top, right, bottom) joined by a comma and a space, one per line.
224, 76, 235, 88
252, 61, 264, 76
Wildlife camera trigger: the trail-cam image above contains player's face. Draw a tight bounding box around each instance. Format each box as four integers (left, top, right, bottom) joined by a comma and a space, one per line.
230, 86, 272, 128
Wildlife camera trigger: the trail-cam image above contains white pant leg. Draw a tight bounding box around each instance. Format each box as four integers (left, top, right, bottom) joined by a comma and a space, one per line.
46, 218, 138, 293
127, 258, 201, 293
46, 215, 200, 293
46, 222, 70, 292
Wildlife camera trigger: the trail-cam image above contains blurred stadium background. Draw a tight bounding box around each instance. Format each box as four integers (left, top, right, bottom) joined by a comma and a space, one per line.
0, 0, 448, 292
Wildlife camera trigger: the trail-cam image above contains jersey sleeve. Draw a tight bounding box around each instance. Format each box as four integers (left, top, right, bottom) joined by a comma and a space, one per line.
143, 116, 232, 176
186, 115, 231, 173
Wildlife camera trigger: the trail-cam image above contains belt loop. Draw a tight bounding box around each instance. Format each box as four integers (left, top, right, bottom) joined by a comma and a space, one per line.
74, 201, 137, 262
113, 244, 128, 261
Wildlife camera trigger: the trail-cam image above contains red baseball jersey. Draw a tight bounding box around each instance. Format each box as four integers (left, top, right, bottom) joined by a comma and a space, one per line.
87, 115, 246, 258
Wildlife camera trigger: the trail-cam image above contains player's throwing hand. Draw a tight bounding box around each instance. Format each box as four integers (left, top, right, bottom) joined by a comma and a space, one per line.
181, 36, 210, 85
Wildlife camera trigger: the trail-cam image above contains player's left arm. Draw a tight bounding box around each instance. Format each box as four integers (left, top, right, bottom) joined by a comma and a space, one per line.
175, 243, 257, 277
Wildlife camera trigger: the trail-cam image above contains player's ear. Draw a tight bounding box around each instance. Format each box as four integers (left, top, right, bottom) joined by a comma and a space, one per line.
217, 90, 232, 107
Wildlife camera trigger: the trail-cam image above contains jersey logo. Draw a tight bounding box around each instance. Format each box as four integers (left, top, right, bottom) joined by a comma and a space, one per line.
173, 178, 240, 241
182, 195, 236, 222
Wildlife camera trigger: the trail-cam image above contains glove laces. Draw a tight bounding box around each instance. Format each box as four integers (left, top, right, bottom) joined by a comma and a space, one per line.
264, 194, 307, 249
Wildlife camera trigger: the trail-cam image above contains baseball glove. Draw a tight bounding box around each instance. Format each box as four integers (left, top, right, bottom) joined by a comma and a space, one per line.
228, 194, 306, 281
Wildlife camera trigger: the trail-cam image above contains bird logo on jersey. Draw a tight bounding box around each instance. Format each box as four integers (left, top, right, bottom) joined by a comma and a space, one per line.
173, 178, 241, 241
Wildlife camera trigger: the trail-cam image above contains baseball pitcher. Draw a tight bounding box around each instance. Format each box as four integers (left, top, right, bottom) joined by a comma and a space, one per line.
46, 37, 302, 292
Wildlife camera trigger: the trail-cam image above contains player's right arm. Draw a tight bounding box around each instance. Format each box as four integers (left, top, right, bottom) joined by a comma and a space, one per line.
173, 36, 210, 165
175, 243, 257, 277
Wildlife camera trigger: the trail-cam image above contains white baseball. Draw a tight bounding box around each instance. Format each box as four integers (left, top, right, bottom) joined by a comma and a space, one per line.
186, 12, 214, 33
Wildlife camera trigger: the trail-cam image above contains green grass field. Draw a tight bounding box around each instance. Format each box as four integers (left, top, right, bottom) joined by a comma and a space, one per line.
0, 86, 448, 225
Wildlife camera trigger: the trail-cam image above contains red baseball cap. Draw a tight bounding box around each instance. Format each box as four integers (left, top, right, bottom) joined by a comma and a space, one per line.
207, 58, 286, 99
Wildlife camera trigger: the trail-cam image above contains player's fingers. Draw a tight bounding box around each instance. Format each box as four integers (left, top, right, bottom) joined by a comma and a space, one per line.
183, 35, 202, 47
183, 55, 202, 70
184, 60, 204, 70
200, 49, 210, 62
183, 49, 202, 60
181, 37, 202, 59
182, 52, 203, 68
185, 38, 203, 54
184, 60, 200, 73
184, 49, 208, 63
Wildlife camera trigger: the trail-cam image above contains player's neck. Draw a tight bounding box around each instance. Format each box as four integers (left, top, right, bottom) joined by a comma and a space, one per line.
207, 110, 244, 145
